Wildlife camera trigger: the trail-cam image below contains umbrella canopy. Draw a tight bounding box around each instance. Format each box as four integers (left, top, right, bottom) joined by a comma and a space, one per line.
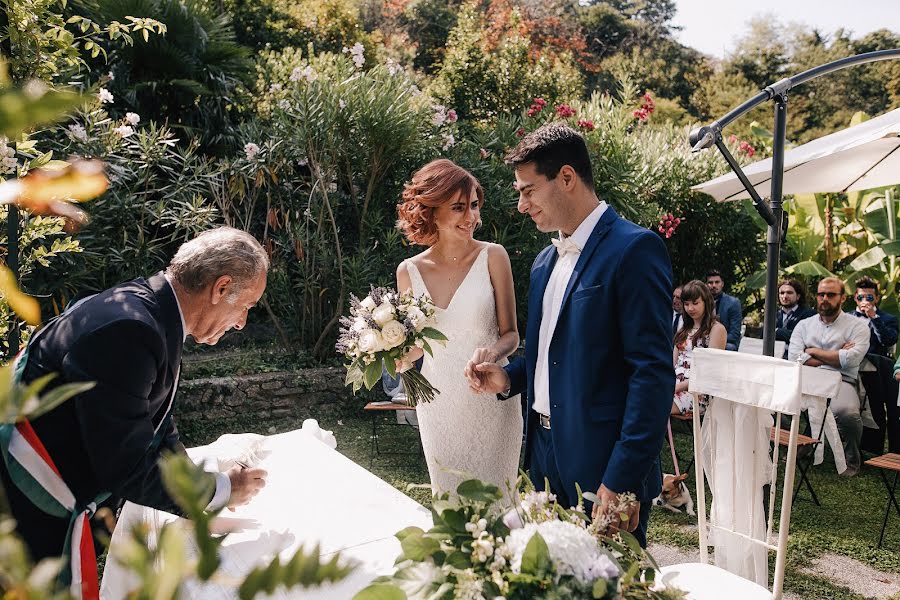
694, 108, 900, 201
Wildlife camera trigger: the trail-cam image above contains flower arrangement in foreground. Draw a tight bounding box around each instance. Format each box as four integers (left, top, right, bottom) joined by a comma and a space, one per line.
337, 286, 447, 406
354, 478, 684, 599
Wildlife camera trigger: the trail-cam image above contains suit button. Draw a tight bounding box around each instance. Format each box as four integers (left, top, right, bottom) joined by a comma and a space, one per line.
552, 361, 558, 366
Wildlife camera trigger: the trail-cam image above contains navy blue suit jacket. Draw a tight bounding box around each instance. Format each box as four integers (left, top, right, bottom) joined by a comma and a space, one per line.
505, 207, 674, 503
715, 293, 743, 351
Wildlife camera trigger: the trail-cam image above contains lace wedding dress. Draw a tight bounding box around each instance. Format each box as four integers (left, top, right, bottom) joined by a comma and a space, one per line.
405, 246, 523, 500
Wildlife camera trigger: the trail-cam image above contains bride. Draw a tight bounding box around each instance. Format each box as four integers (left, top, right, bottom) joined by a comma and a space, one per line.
395, 158, 523, 499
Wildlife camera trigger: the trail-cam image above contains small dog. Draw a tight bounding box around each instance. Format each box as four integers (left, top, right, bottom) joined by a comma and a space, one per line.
653, 473, 695, 515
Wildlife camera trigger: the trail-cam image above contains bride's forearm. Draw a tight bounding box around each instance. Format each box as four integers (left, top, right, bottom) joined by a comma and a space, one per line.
491, 331, 520, 361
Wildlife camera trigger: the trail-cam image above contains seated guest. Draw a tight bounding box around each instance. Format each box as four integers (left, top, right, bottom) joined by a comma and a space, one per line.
706, 269, 742, 351
776, 278, 815, 358
672, 285, 684, 334
850, 275, 898, 358
672, 280, 727, 416
789, 277, 870, 476
0, 227, 270, 587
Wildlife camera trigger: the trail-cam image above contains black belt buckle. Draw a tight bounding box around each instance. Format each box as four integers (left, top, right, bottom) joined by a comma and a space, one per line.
538, 413, 551, 429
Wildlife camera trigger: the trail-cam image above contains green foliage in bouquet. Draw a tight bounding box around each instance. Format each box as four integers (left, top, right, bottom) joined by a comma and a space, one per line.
354, 477, 684, 600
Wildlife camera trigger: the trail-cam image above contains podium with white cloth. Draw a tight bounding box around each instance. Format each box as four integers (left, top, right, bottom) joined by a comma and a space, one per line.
100, 426, 432, 599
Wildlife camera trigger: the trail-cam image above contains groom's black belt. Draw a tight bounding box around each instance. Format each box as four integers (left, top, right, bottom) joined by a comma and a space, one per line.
537, 412, 551, 429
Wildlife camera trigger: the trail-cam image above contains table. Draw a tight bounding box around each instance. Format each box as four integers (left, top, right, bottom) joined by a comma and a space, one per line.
100, 428, 432, 598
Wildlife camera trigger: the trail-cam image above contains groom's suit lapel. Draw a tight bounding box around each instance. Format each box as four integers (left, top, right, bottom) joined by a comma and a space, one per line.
558, 206, 618, 311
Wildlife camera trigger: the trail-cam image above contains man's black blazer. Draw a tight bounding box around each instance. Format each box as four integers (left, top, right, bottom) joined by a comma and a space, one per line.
13, 272, 208, 514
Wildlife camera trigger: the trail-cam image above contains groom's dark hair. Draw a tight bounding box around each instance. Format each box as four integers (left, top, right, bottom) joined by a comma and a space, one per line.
505, 122, 594, 187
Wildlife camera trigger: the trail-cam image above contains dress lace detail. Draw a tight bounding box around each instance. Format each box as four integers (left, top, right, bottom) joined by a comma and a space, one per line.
405, 246, 523, 500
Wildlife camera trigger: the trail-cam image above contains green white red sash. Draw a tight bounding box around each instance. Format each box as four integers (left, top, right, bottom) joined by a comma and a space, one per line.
0, 417, 102, 599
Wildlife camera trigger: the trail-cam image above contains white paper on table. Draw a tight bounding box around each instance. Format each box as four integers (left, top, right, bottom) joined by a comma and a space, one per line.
101, 424, 431, 599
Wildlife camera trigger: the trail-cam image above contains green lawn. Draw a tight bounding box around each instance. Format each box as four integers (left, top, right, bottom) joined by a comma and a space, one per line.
178, 393, 900, 600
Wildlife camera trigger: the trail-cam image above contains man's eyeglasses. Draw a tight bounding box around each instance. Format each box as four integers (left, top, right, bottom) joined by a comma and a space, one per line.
856, 294, 875, 302
816, 292, 841, 299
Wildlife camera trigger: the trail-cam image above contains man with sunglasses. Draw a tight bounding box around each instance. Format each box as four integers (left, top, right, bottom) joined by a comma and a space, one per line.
851, 276, 898, 358
789, 277, 870, 476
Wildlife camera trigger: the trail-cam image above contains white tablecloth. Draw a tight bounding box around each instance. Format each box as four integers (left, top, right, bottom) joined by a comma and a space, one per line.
100, 428, 432, 599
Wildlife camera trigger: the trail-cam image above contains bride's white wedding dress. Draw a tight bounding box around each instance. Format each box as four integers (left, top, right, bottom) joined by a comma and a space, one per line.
405, 246, 523, 499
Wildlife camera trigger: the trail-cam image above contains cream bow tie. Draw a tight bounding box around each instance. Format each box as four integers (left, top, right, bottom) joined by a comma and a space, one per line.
551, 236, 581, 257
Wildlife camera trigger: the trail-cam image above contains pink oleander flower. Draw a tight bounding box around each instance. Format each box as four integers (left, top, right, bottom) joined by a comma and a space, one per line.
526, 97, 547, 117
555, 104, 575, 118
446, 109, 458, 123
633, 108, 649, 121
657, 212, 684, 239
479, 148, 490, 159
739, 140, 756, 157
515, 127, 526, 138
577, 119, 594, 132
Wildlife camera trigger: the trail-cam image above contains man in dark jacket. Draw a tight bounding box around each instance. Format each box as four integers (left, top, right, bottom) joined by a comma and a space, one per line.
851, 276, 899, 358
776, 278, 815, 358
1, 227, 270, 572
706, 269, 742, 351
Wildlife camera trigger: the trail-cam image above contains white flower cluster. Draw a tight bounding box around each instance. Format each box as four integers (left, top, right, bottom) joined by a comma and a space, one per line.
504, 521, 619, 583
114, 125, 134, 138
0, 138, 17, 175
244, 142, 260, 160
290, 65, 317, 83
343, 42, 365, 69
67, 124, 88, 143
98, 88, 114, 104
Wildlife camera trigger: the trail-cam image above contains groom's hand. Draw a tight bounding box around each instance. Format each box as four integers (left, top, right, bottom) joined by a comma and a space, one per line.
465, 360, 510, 394
593, 484, 640, 534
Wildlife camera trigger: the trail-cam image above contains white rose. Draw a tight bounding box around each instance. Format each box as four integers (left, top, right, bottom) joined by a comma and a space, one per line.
357, 329, 384, 354
372, 301, 395, 326
406, 306, 426, 332
381, 320, 406, 349
360, 296, 376, 311
351, 317, 367, 332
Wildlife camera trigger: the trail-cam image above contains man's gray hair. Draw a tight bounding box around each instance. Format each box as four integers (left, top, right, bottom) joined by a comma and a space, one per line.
168, 227, 269, 296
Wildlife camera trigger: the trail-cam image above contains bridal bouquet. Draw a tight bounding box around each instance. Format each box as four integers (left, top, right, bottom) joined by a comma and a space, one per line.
336, 286, 447, 406
354, 478, 684, 600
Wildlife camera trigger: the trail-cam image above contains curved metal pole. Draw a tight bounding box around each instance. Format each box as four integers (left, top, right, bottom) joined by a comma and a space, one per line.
688, 49, 900, 357
690, 49, 900, 151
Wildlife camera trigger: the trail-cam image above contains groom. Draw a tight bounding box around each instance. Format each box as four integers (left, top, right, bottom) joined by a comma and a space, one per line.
466, 123, 673, 547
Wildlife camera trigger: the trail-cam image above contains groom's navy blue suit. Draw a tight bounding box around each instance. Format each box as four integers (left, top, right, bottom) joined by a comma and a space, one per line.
505, 207, 674, 545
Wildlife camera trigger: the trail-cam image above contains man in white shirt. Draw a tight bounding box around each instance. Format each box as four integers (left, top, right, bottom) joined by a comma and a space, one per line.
789, 276, 870, 475
466, 123, 674, 548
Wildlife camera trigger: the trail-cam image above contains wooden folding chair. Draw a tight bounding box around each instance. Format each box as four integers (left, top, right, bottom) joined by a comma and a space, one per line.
658, 349, 806, 600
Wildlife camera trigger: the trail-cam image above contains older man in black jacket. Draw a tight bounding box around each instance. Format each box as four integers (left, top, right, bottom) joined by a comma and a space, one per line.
0, 227, 270, 572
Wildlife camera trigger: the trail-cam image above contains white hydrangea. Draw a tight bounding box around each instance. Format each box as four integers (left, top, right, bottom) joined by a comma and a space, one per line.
67, 124, 88, 142
98, 88, 114, 104
125, 112, 140, 125
113, 125, 134, 138
505, 521, 619, 583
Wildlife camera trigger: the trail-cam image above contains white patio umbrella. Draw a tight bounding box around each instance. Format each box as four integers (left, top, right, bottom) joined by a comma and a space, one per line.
694, 107, 900, 201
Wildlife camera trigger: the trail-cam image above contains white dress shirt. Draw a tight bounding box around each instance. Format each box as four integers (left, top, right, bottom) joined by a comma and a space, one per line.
164, 272, 231, 511
532, 202, 607, 416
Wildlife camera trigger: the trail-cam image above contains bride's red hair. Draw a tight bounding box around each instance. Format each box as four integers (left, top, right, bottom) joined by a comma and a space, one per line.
396, 159, 484, 246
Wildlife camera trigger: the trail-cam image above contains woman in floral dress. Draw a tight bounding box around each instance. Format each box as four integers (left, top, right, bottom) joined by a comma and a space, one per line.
672, 279, 726, 415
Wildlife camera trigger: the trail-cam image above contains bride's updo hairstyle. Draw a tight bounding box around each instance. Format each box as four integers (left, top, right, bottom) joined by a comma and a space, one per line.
397, 159, 484, 246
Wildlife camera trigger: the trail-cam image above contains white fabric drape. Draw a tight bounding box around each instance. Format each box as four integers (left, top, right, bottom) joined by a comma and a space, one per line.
691, 349, 803, 588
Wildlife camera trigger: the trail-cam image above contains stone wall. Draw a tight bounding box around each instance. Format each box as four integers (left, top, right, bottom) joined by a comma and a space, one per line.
177, 367, 347, 421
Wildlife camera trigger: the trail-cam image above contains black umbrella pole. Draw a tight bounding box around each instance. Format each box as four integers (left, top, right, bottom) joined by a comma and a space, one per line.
762, 95, 788, 357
